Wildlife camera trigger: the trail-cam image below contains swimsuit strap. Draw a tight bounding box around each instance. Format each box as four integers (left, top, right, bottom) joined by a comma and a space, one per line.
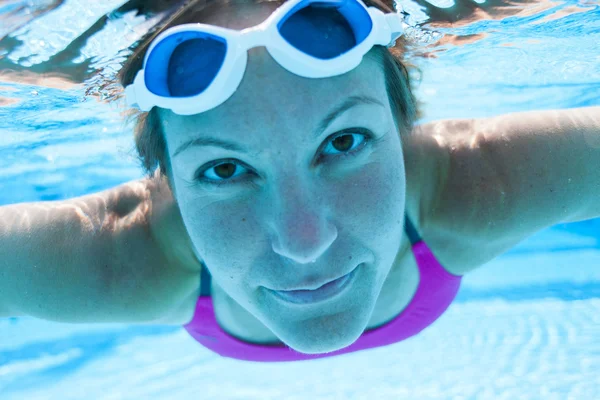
404, 213, 422, 245
198, 213, 421, 297
200, 262, 212, 297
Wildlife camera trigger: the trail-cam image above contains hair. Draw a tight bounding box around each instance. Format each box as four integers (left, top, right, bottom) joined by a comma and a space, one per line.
118, 0, 422, 190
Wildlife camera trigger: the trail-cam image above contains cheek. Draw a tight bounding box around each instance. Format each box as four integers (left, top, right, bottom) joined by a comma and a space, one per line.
336, 159, 406, 238
177, 197, 256, 276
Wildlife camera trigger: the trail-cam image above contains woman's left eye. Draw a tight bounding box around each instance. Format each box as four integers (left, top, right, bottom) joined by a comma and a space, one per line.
322, 130, 371, 158
190, 128, 375, 188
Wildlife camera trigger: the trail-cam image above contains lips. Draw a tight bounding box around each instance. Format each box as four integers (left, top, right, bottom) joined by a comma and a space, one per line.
277, 266, 358, 291
269, 264, 360, 305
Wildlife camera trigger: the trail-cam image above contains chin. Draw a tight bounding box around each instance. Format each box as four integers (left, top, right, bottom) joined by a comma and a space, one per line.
271, 311, 368, 355
257, 264, 380, 354
283, 328, 363, 355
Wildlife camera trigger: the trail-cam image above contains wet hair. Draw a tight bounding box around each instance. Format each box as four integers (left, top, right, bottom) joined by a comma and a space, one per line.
118, 0, 422, 189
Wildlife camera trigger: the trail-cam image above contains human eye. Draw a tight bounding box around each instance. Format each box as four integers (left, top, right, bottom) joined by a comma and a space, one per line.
320, 128, 374, 160
190, 128, 375, 188
189, 158, 252, 188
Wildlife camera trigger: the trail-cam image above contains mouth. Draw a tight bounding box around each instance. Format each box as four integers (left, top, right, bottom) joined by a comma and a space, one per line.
269, 264, 361, 305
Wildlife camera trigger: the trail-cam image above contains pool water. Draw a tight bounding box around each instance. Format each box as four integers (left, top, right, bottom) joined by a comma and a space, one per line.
1, 0, 599, 399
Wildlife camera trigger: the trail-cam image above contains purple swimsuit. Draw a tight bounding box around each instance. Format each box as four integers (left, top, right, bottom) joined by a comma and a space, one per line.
183, 215, 462, 362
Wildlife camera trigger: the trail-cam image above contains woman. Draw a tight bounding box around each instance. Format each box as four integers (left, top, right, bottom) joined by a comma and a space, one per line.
1, 0, 598, 362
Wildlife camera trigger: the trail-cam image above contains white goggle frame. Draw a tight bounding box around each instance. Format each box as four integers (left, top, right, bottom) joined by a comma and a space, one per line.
125, 0, 406, 115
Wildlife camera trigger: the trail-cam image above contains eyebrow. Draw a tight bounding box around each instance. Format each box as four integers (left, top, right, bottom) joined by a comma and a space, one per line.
172, 95, 385, 158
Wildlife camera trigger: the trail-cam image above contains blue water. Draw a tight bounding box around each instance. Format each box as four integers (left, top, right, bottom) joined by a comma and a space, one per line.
1, 0, 599, 399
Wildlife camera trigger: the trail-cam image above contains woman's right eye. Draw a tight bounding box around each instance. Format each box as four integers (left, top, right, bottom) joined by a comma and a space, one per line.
193, 159, 252, 187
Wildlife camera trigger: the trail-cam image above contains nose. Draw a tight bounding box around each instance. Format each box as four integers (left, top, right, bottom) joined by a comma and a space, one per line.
268, 179, 338, 265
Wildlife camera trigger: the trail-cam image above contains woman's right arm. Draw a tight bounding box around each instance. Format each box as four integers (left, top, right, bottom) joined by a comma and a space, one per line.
0, 173, 199, 324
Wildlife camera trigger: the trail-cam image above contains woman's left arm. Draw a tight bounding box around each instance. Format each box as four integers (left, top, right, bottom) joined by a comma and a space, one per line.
414, 106, 600, 272
490, 106, 600, 223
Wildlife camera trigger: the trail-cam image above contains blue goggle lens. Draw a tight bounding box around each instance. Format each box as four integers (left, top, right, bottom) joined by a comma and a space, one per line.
145, 31, 227, 98
278, 0, 372, 60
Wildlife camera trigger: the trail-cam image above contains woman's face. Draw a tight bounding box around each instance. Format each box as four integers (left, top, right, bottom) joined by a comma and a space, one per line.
160, 2, 407, 354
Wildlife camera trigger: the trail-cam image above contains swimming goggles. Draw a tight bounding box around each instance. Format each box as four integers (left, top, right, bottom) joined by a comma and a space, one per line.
125, 0, 406, 115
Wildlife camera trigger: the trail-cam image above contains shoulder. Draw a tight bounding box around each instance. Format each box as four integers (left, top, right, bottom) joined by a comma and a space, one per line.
403, 121, 488, 276
402, 123, 461, 274
117, 172, 202, 325
144, 171, 203, 274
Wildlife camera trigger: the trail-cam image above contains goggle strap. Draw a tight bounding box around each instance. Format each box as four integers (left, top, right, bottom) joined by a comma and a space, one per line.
125, 85, 138, 108
384, 13, 406, 47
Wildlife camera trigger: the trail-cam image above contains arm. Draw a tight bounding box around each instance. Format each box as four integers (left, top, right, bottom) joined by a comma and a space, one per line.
416, 106, 600, 273
0, 173, 198, 323
0, 195, 116, 321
